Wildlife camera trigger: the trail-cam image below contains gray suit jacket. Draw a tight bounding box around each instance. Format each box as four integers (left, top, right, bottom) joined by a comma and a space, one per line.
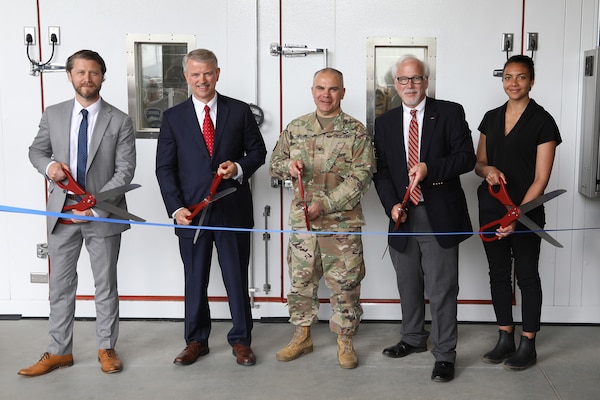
29, 98, 136, 237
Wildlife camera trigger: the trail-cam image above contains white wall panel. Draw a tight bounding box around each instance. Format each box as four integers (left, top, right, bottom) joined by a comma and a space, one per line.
0, 0, 598, 323
0, 0, 49, 306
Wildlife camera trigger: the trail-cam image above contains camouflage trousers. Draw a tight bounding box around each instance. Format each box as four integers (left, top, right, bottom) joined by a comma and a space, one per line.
286, 231, 365, 335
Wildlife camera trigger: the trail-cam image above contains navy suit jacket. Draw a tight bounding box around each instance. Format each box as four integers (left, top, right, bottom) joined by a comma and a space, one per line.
156, 94, 266, 238
373, 97, 475, 251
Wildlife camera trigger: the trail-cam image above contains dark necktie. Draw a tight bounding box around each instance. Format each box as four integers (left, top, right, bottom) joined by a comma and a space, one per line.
202, 105, 215, 157
408, 109, 422, 205
77, 109, 89, 190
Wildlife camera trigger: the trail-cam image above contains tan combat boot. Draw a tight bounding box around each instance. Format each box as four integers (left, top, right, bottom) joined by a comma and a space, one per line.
337, 334, 358, 369
276, 326, 313, 361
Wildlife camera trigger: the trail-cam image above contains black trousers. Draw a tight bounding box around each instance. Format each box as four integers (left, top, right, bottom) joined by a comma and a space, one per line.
482, 224, 543, 333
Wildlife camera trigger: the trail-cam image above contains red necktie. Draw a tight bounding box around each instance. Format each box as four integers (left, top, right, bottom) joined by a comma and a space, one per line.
408, 109, 422, 205
202, 105, 215, 157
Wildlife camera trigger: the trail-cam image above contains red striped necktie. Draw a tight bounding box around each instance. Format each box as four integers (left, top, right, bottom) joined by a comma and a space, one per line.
408, 109, 421, 205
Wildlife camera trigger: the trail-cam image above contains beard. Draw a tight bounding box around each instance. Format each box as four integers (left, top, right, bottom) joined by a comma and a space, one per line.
400, 90, 424, 108
74, 83, 101, 101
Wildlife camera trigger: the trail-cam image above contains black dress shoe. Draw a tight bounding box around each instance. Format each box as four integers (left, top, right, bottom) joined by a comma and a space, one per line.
382, 341, 427, 358
173, 342, 209, 365
431, 361, 455, 382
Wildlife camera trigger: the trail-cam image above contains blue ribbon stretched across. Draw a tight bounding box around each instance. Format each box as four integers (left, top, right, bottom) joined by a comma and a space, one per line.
0, 204, 593, 237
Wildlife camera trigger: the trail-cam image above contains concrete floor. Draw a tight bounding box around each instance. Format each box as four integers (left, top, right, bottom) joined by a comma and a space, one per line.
1, 319, 598, 400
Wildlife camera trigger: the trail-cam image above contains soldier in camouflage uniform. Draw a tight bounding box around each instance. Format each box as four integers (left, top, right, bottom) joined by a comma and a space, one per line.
269, 68, 375, 369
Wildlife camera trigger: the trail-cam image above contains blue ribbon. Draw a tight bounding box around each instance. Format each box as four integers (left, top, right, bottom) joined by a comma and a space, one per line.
0, 204, 596, 237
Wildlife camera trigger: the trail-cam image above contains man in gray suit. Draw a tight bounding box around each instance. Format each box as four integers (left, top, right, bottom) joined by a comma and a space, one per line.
22, 50, 136, 377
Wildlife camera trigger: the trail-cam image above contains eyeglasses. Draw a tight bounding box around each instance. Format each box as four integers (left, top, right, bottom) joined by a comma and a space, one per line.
395, 76, 426, 85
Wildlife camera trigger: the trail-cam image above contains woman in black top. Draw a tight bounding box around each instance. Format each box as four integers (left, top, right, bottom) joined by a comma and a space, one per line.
475, 55, 562, 371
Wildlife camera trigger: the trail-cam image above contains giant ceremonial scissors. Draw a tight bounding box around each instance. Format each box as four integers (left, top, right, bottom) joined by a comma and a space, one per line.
57, 167, 145, 223
186, 173, 237, 244
479, 181, 565, 247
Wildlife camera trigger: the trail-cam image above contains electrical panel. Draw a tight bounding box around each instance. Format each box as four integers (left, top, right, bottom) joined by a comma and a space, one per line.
579, 48, 600, 198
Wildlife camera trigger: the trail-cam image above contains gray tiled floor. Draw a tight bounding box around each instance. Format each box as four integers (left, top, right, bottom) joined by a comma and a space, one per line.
1, 319, 598, 400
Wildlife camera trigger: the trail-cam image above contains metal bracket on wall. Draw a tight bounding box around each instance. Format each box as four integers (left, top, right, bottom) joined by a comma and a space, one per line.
270, 43, 328, 66
262, 205, 271, 295
36, 243, 48, 259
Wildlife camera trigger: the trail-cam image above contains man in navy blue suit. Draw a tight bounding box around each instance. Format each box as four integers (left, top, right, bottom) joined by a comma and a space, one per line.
373, 55, 475, 382
156, 49, 266, 367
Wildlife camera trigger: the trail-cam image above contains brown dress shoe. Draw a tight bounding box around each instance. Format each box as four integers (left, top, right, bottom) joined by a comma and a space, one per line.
18, 352, 73, 377
232, 344, 256, 366
98, 349, 123, 373
173, 342, 209, 365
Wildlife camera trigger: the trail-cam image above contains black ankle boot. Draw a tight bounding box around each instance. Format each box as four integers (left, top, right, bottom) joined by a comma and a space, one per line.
504, 335, 536, 371
482, 329, 515, 364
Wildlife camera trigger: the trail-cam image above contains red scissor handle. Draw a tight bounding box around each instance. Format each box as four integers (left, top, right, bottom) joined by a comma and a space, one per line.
394, 187, 411, 231
187, 199, 209, 221
187, 173, 223, 220
298, 171, 310, 231
479, 181, 520, 242
298, 172, 310, 231
487, 180, 515, 208
208, 173, 223, 195
394, 176, 416, 231
55, 168, 96, 212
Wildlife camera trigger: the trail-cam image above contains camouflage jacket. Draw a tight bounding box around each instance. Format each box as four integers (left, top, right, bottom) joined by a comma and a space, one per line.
270, 111, 376, 230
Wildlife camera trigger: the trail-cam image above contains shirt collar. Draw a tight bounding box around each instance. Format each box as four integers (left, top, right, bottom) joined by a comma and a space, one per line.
74, 98, 101, 115
191, 93, 218, 109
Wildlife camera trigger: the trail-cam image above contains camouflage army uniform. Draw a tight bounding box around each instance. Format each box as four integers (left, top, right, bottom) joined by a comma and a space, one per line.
270, 111, 375, 335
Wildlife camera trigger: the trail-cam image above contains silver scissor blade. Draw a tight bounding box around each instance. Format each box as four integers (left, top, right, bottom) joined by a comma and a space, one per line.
192, 187, 237, 244
519, 189, 566, 214
517, 213, 563, 248
209, 187, 237, 203
94, 184, 142, 202
192, 206, 209, 244
95, 201, 146, 222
